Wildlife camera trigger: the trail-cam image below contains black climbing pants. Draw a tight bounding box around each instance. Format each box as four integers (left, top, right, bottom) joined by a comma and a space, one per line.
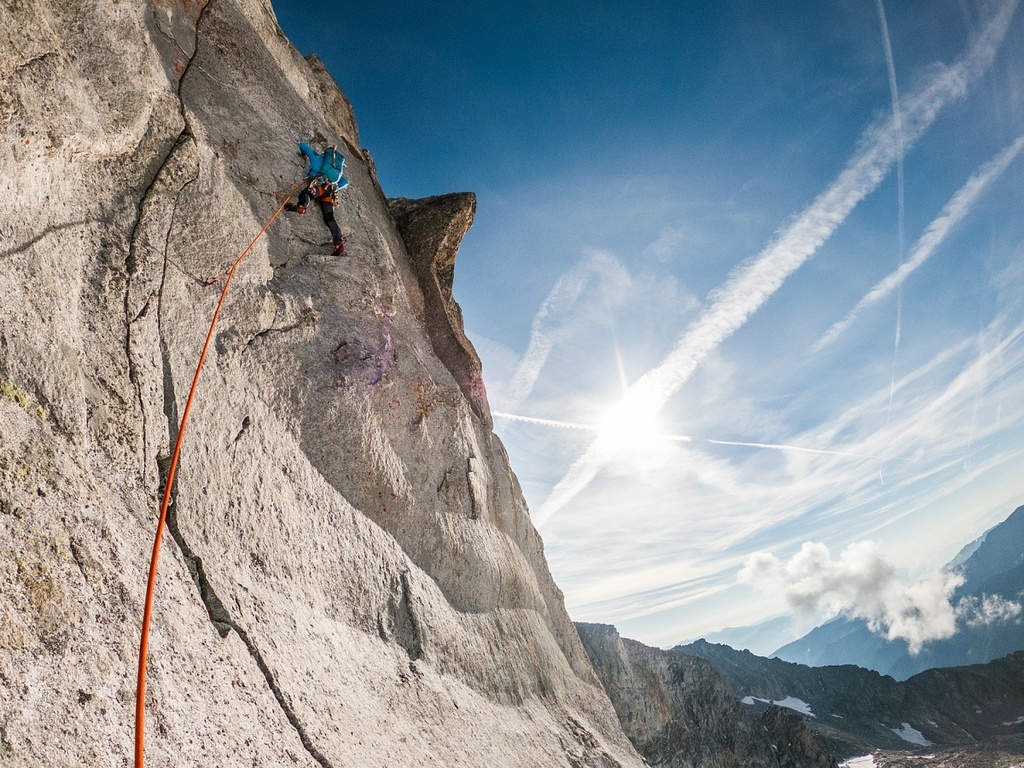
298, 189, 344, 245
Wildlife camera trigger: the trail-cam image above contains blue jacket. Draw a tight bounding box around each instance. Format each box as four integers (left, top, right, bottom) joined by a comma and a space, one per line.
299, 142, 348, 188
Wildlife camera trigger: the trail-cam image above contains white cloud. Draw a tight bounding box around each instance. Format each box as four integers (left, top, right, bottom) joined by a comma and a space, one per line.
957, 594, 1023, 626
740, 541, 964, 653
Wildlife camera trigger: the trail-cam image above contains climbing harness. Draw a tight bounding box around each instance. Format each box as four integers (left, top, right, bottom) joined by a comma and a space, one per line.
134, 179, 306, 768
307, 178, 337, 204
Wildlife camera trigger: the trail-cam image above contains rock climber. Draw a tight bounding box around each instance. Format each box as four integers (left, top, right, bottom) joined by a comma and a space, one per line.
286, 142, 349, 254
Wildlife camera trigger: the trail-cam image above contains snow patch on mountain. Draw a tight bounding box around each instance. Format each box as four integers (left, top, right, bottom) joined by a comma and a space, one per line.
890, 722, 932, 746
741, 694, 815, 717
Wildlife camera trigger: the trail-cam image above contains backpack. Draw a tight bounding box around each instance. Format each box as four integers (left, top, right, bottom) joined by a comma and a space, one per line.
321, 146, 346, 185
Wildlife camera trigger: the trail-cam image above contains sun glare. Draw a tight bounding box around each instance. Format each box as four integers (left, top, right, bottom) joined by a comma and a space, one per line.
598, 392, 665, 454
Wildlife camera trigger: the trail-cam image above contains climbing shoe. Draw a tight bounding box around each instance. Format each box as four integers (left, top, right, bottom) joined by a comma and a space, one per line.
285, 203, 306, 214
332, 241, 346, 255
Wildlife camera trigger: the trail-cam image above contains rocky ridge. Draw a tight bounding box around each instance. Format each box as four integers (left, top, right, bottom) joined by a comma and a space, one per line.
577, 623, 839, 767
0, 1, 643, 765
862, 740, 1024, 768
679, 640, 1024, 760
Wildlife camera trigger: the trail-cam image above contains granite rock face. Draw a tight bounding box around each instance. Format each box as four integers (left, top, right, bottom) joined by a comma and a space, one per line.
0, 1, 643, 766
577, 623, 838, 768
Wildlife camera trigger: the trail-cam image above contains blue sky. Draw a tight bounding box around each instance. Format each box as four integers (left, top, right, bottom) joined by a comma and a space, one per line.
271, 0, 1024, 649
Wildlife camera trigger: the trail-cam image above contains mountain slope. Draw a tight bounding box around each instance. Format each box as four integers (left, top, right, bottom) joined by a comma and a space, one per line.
0, 1, 642, 765
956, 505, 1024, 593
578, 623, 839, 767
679, 640, 1024, 759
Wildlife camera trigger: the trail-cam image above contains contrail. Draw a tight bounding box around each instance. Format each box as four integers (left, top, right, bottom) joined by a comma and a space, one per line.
533, 1, 1018, 528
814, 135, 1024, 351
493, 413, 908, 461
495, 410, 691, 438
704, 438, 911, 462
492, 411, 601, 432
505, 251, 627, 408
875, 0, 906, 420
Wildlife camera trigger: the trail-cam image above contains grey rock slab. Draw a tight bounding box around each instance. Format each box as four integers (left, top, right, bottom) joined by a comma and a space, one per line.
0, 0, 642, 766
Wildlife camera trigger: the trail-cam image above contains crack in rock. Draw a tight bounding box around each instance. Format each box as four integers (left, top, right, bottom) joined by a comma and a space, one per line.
156, 464, 335, 768
13, 50, 58, 76
243, 310, 314, 349
231, 415, 251, 447
136, 3, 339, 765
125, 134, 199, 474
398, 570, 424, 661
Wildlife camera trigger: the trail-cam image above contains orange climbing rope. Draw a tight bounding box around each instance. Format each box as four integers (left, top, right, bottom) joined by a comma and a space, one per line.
134, 180, 305, 768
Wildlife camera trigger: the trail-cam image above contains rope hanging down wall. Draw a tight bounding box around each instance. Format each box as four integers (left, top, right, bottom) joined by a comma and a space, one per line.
134, 180, 305, 768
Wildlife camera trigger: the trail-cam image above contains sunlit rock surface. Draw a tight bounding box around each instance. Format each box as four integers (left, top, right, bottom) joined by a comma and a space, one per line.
0, 1, 642, 765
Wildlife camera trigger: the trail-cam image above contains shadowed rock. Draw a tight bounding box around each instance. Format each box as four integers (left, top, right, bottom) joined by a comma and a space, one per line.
679, 639, 1024, 760
389, 192, 491, 424
577, 623, 838, 767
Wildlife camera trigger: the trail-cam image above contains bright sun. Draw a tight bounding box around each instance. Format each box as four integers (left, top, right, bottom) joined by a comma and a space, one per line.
597, 391, 665, 454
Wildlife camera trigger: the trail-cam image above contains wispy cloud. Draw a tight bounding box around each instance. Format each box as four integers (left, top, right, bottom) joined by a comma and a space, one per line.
492, 411, 599, 432
874, 0, 905, 249
503, 250, 629, 409
534, 2, 1019, 527
874, 0, 907, 417
642, 225, 692, 262
815, 135, 1024, 351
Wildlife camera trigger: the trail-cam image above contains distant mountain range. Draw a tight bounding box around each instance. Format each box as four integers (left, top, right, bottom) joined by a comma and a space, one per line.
676, 639, 1024, 760
579, 621, 1024, 765
699, 504, 1024, 680
577, 623, 839, 767
697, 614, 800, 657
